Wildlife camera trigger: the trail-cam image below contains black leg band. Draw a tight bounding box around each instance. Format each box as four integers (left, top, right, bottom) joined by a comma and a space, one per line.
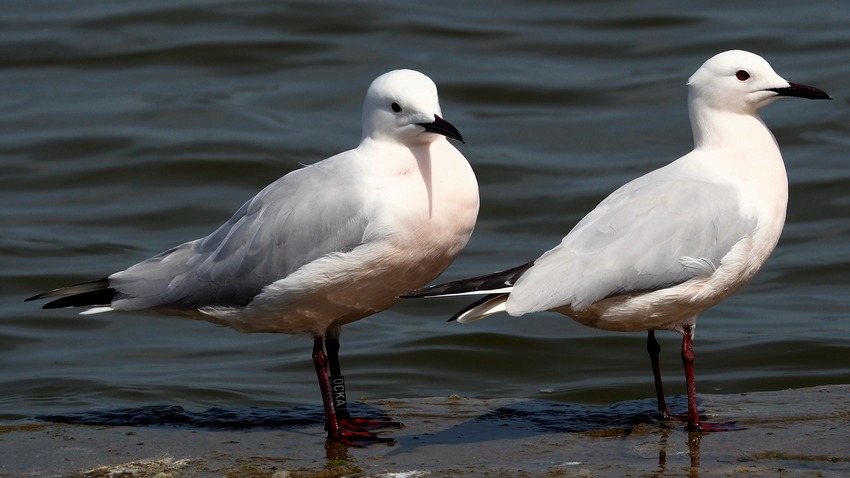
329, 374, 348, 412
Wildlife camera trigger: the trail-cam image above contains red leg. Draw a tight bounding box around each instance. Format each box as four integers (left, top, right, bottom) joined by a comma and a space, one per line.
325, 335, 402, 431
312, 336, 345, 442
312, 336, 389, 446
313, 333, 399, 446
680, 326, 740, 432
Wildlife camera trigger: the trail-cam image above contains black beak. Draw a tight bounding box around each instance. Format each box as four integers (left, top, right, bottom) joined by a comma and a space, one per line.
768, 82, 832, 100
418, 114, 465, 144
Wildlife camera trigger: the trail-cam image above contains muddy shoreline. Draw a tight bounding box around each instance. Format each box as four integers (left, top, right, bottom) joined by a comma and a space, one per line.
2, 385, 848, 477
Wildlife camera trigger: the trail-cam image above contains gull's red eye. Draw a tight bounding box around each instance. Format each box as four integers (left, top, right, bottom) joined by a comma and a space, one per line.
735, 70, 750, 81
391, 102, 402, 112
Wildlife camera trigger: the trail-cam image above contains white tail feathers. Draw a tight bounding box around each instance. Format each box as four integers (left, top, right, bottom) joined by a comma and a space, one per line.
455, 294, 509, 323
80, 307, 114, 315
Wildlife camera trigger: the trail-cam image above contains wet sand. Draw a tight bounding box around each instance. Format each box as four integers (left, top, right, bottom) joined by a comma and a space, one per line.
2, 385, 848, 477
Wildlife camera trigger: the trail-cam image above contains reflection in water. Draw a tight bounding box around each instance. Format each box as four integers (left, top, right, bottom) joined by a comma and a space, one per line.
324, 439, 350, 462
655, 427, 703, 477
687, 432, 703, 474
657, 428, 669, 473
32, 396, 753, 476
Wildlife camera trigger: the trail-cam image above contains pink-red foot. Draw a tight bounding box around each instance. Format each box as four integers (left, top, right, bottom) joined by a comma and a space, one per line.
339, 414, 403, 431
326, 413, 402, 447
658, 407, 705, 422
658, 408, 742, 431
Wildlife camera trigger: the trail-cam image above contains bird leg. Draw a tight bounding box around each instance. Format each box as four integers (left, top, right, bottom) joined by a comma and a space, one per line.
325, 335, 402, 431
313, 335, 395, 447
312, 336, 393, 446
312, 336, 344, 441
647, 331, 684, 421
680, 326, 741, 432
648, 330, 708, 423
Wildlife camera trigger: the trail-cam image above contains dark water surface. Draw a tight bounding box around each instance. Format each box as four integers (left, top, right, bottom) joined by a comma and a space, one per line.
2, 1, 849, 430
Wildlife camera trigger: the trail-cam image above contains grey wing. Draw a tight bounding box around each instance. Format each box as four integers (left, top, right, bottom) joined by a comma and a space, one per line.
507, 168, 758, 314
109, 156, 369, 311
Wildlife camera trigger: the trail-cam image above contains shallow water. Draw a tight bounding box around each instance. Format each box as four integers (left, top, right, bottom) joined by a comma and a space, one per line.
4, 386, 850, 477
2, 0, 850, 430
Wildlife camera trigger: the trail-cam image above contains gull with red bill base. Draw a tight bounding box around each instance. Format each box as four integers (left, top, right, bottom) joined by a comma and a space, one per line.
404, 50, 831, 432
27, 69, 479, 446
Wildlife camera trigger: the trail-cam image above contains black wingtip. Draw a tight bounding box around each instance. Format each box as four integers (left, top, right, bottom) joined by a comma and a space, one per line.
41, 288, 118, 309
402, 261, 534, 299
26, 278, 116, 309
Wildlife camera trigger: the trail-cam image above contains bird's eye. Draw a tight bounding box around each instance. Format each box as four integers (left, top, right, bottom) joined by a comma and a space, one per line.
391, 102, 402, 113
735, 70, 750, 81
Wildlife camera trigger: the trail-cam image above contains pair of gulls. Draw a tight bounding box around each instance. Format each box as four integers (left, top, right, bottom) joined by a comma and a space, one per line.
28, 50, 831, 445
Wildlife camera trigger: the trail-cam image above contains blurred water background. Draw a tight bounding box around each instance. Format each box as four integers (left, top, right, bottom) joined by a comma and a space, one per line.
2, 0, 849, 426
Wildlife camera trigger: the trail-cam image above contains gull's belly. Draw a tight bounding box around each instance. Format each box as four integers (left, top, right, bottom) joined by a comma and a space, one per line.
555, 233, 777, 334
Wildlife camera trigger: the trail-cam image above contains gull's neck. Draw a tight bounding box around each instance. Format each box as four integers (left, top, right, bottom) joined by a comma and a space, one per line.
688, 99, 779, 154
687, 96, 788, 232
